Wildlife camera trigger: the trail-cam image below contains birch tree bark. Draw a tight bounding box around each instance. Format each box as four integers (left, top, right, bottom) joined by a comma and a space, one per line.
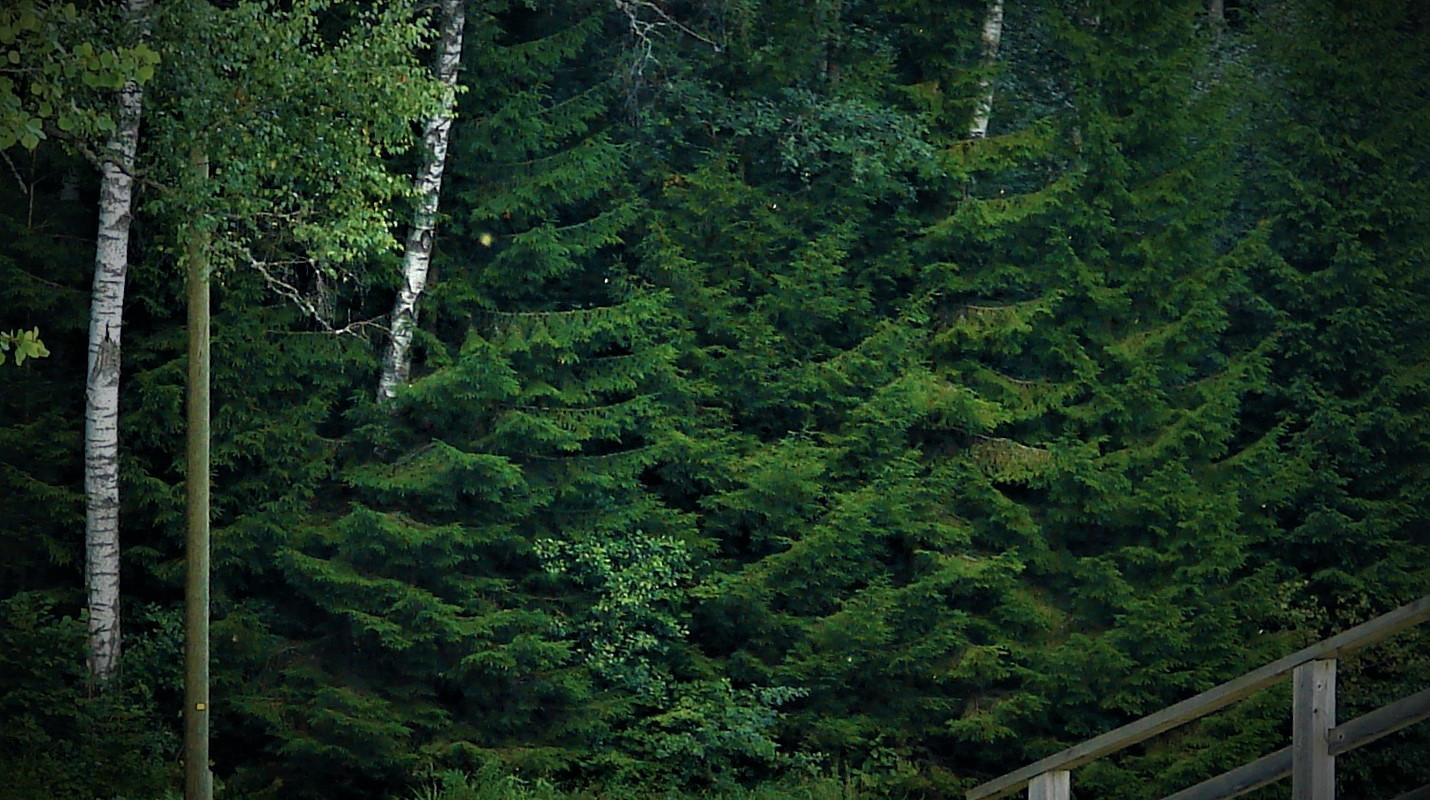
968, 0, 1005, 139
84, 0, 151, 685
377, 0, 466, 403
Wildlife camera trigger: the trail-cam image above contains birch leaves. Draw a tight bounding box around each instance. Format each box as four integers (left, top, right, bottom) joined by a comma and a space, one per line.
0, 1, 160, 150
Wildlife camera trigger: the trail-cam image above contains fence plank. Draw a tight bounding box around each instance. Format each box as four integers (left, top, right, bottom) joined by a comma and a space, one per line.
966, 596, 1428, 800
1160, 748, 1290, 800
1328, 686, 1430, 756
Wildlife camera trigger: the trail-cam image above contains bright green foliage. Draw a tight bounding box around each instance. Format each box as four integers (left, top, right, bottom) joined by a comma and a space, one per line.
143, 0, 441, 269
0, 0, 160, 150
0, 327, 48, 365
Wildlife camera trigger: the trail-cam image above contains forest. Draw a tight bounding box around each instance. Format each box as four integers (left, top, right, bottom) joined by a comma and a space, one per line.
0, 0, 1426, 798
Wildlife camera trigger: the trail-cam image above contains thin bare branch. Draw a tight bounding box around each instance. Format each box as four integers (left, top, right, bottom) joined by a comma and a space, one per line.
249, 255, 384, 338
1, 150, 27, 194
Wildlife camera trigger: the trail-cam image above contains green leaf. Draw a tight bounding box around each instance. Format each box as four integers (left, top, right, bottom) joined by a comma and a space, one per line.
9, 328, 49, 365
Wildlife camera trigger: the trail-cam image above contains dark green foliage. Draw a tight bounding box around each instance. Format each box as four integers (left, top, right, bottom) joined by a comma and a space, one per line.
1, 0, 1425, 798
0, 155, 91, 597
1247, 0, 1429, 625
0, 594, 180, 800
1238, 0, 1430, 792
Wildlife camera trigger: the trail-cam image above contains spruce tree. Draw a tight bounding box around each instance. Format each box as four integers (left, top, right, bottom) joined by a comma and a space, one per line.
1240, 0, 1430, 792
244, 5, 716, 794
913, 2, 1285, 788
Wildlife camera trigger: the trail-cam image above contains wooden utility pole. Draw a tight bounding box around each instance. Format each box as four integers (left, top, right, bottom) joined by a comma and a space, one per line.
183, 147, 213, 800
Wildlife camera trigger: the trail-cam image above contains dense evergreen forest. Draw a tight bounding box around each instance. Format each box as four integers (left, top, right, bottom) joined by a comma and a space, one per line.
1, 0, 1426, 798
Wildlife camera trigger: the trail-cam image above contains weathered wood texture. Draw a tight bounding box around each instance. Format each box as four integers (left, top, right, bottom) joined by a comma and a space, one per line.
1157, 685, 1430, 800
1161, 748, 1291, 800
967, 596, 1429, 800
1328, 686, 1430, 756
1161, 681, 1430, 800
1026, 771, 1069, 800
184, 149, 213, 800
1292, 659, 1335, 800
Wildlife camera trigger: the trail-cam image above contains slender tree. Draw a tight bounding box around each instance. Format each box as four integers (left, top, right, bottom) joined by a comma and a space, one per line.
377, 0, 466, 403
84, 0, 152, 685
968, 0, 1004, 138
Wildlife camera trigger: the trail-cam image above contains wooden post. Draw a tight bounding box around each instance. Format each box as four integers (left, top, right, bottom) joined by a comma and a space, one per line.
183, 147, 213, 800
1292, 658, 1335, 800
1028, 771, 1070, 800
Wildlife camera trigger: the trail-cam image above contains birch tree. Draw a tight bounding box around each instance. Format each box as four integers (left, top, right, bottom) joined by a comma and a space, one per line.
968, 0, 1004, 138
377, 0, 465, 403
84, 0, 152, 686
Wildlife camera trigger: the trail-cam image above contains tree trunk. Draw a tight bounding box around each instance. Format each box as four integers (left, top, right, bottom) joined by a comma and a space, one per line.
968, 0, 1005, 139
84, 0, 151, 686
377, 0, 466, 403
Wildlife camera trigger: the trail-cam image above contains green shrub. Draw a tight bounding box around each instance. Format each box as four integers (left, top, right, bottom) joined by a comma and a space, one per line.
0, 592, 180, 800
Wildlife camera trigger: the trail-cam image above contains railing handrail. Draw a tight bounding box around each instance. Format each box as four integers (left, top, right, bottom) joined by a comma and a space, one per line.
966, 595, 1430, 800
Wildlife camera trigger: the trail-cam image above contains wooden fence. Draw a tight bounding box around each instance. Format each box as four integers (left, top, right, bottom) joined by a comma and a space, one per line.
966, 596, 1430, 800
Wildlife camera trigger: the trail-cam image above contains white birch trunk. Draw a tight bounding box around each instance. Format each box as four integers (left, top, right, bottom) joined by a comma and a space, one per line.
1209, 0, 1226, 28
377, 0, 466, 403
85, 0, 151, 685
968, 0, 1005, 139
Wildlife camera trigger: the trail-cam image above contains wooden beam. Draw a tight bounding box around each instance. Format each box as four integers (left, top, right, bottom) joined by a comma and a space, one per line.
1328, 686, 1430, 756
1027, 771, 1069, 800
1292, 659, 1335, 800
1159, 747, 1290, 800
1156, 687, 1430, 800
966, 596, 1428, 800
1155, 686, 1430, 800
1391, 785, 1430, 800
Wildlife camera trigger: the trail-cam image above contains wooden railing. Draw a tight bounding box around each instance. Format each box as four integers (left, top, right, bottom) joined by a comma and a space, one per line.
966, 596, 1430, 800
